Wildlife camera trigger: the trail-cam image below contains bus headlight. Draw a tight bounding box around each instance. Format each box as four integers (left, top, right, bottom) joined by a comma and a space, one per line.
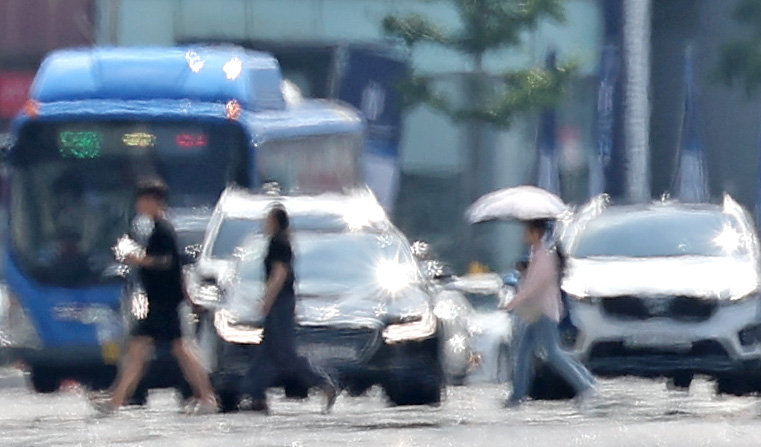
213, 310, 263, 345
2, 292, 42, 350
382, 310, 437, 344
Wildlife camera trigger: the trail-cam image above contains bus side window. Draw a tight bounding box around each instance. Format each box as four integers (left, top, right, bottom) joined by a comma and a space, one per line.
227, 129, 249, 187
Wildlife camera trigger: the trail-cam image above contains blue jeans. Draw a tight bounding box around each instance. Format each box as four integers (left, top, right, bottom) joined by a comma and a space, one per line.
510, 316, 594, 402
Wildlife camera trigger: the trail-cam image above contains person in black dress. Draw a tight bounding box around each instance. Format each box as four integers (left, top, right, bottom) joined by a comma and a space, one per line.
239, 205, 337, 414
93, 179, 217, 414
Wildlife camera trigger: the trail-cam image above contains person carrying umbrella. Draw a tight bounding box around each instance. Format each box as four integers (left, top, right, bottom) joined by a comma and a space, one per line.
465, 185, 595, 407
502, 219, 595, 407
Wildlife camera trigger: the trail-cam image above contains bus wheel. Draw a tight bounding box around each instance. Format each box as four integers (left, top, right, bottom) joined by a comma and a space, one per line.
30, 367, 60, 394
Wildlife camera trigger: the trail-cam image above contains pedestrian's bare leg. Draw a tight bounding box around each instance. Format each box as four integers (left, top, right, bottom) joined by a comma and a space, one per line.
110, 337, 152, 407
172, 338, 216, 405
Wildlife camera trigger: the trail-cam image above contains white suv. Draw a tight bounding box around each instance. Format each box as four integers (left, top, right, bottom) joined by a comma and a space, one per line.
561, 195, 761, 394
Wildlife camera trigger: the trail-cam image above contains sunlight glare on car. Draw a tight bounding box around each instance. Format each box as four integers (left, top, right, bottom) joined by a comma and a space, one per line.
713, 225, 742, 255
343, 198, 386, 230
375, 258, 415, 294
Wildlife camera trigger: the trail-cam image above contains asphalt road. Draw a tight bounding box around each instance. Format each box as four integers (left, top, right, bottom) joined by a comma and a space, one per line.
2, 368, 761, 446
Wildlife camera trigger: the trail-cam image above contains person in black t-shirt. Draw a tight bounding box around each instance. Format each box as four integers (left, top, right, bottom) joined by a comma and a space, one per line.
239, 205, 337, 414
92, 179, 217, 415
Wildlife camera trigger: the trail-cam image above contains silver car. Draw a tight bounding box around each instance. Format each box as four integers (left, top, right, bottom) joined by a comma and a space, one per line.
561, 195, 761, 394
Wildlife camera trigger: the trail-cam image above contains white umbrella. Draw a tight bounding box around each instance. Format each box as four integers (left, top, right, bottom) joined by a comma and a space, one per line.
466, 185, 568, 223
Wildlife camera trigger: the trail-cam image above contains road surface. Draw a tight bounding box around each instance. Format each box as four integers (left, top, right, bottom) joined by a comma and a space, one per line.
1, 368, 761, 446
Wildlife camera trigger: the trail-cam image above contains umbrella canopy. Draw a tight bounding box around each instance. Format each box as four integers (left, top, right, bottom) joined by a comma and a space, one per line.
466, 185, 568, 223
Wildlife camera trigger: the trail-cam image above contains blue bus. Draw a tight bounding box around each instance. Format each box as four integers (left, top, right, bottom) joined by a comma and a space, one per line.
2, 46, 363, 392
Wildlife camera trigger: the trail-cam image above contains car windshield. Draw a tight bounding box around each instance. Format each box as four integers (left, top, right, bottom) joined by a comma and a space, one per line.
236, 231, 418, 295
209, 215, 370, 260
571, 208, 751, 259
10, 120, 247, 286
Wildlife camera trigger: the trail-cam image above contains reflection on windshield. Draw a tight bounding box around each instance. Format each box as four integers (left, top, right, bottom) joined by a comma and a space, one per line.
236, 232, 417, 295
11, 121, 247, 286
11, 159, 132, 285
211, 219, 263, 259
571, 210, 749, 259
210, 215, 382, 260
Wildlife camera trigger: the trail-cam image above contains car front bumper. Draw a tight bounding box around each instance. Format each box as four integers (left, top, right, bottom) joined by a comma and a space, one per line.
569, 297, 761, 376
211, 326, 440, 392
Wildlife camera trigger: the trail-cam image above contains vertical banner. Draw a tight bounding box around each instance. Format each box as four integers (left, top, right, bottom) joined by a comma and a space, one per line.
0, 72, 35, 120
537, 51, 560, 195
336, 47, 409, 211
590, 44, 620, 197
675, 45, 708, 203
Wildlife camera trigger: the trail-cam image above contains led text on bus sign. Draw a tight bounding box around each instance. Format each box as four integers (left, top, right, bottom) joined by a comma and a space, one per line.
175, 133, 208, 149
122, 132, 156, 148
58, 131, 102, 159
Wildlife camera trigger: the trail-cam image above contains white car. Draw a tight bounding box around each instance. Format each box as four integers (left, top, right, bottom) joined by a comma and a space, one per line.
561, 195, 761, 394
445, 273, 515, 384
187, 187, 474, 408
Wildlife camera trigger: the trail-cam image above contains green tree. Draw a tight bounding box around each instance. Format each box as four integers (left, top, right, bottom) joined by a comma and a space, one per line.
382, 0, 573, 126
383, 0, 573, 267
717, 0, 761, 95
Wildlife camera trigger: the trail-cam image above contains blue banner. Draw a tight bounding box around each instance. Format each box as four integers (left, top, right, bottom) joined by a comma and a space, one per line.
336, 47, 407, 158
336, 47, 409, 209
537, 51, 561, 195
675, 45, 708, 203
589, 44, 620, 197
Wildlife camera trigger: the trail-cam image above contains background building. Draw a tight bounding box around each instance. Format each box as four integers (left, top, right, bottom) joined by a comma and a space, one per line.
98, 0, 603, 272
0, 0, 95, 133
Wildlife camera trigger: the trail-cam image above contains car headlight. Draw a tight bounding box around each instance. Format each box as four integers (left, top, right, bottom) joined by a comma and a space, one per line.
2, 292, 42, 350
213, 309, 263, 344
195, 283, 223, 304
382, 310, 437, 344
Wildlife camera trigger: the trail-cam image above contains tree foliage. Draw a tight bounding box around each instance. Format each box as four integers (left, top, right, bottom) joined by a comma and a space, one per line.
383, 0, 572, 127
717, 0, 761, 95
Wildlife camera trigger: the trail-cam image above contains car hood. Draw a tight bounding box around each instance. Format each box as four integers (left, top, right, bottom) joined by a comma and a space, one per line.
170, 208, 211, 235
223, 281, 432, 329
194, 259, 236, 283
563, 256, 761, 299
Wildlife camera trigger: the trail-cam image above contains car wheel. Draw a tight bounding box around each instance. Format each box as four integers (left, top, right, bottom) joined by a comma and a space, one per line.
529, 364, 576, 400
176, 380, 194, 402
448, 373, 467, 387
715, 373, 760, 396
79, 366, 117, 391
29, 367, 60, 394
217, 389, 239, 413
383, 361, 443, 406
496, 344, 511, 384
667, 373, 693, 391
284, 379, 309, 399
346, 379, 372, 397
126, 386, 149, 406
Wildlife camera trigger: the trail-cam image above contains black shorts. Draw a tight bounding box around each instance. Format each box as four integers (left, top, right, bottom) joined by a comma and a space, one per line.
130, 310, 182, 341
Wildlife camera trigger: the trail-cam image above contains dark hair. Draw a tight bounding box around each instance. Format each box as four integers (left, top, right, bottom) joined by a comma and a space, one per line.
526, 219, 549, 235
268, 204, 289, 234
136, 178, 169, 202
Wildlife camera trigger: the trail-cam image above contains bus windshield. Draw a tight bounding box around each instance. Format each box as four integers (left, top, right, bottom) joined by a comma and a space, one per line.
256, 133, 361, 193
11, 120, 248, 286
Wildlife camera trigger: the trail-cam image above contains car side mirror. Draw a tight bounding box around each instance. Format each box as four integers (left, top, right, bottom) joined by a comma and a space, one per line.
411, 240, 432, 260
502, 270, 521, 288
181, 244, 203, 265
422, 259, 453, 281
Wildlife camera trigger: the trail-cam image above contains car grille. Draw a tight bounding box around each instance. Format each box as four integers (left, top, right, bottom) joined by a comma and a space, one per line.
600, 296, 717, 322
589, 340, 728, 360
295, 326, 380, 365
